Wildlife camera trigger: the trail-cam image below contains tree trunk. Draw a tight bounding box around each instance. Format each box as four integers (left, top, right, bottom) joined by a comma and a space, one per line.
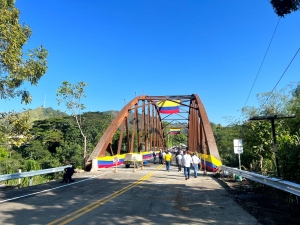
83, 135, 87, 170
258, 154, 263, 172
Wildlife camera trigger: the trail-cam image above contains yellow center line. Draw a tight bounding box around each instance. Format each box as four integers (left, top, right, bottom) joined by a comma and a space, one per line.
48, 164, 164, 225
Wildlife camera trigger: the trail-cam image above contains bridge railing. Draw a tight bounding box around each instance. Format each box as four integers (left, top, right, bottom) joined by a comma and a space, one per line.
221, 166, 300, 197
0, 165, 71, 187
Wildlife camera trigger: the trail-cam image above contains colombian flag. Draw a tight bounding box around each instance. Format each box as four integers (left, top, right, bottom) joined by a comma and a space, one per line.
158, 100, 180, 114
170, 128, 180, 135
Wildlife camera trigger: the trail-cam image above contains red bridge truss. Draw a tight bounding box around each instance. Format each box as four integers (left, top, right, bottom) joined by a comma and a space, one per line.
87, 94, 220, 167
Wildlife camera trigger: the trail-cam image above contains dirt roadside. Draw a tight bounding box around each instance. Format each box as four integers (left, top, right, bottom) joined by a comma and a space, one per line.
212, 173, 300, 225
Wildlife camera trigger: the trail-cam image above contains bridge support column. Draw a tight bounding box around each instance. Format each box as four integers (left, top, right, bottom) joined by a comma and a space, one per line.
90, 158, 99, 172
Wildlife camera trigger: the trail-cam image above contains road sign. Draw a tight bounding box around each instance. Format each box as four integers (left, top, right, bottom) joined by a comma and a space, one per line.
233, 139, 243, 170
113, 157, 119, 163
233, 139, 243, 154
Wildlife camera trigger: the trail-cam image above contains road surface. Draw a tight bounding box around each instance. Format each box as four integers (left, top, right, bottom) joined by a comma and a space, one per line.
0, 162, 260, 225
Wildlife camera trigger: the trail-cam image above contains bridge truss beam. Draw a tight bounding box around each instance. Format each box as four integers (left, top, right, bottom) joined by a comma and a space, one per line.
87, 94, 220, 166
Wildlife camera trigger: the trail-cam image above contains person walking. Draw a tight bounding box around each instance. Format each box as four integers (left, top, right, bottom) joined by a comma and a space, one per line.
153, 151, 157, 164
162, 151, 166, 164
182, 151, 192, 180
191, 152, 200, 178
176, 152, 183, 172
159, 150, 163, 164
165, 151, 171, 171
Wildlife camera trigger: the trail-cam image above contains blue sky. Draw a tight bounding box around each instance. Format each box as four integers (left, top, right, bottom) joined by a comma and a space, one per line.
1, 0, 300, 125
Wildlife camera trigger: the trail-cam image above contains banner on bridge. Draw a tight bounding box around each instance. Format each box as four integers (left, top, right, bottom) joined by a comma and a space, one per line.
158, 100, 180, 114
170, 128, 180, 135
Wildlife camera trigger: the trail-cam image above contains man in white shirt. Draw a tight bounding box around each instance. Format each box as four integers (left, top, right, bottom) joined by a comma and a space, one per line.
182, 151, 192, 180
162, 151, 166, 164
191, 153, 200, 178
176, 152, 183, 172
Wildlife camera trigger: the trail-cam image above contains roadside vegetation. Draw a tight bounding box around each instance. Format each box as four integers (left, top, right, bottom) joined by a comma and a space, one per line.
214, 82, 300, 184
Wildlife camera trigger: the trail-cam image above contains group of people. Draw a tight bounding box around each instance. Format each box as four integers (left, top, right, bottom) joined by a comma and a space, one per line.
178, 150, 201, 180
152, 150, 172, 165
152, 149, 202, 180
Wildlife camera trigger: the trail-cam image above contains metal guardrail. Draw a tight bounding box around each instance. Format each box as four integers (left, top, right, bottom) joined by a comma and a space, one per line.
221, 166, 300, 197
0, 165, 71, 186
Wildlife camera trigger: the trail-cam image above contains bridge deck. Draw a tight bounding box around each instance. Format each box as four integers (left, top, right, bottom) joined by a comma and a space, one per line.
0, 159, 260, 225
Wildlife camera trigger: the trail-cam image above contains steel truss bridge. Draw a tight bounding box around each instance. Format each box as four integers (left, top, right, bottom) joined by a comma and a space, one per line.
87, 94, 221, 169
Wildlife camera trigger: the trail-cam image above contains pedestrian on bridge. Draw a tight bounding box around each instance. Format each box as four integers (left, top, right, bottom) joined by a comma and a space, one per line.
165, 151, 171, 172
191, 152, 200, 178
153, 151, 157, 164
162, 151, 166, 164
182, 151, 192, 180
176, 152, 183, 172
159, 150, 163, 164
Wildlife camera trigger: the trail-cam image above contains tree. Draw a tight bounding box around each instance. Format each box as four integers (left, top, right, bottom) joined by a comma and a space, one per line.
172, 133, 187, 147
5, 111, 32, 147
212, 123, 240, 167
0, 0, 48, 104
238, 85, 296, 175
56, 81, 88, 169
270, 0, 300, 17
22, 140, 51, 161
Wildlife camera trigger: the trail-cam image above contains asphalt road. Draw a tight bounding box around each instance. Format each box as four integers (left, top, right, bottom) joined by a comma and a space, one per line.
0, 161, 261, 225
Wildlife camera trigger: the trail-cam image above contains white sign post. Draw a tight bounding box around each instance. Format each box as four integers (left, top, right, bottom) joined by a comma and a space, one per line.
113, 157, 119, 173
133, 156, 136, 172
233, 139, 243, 170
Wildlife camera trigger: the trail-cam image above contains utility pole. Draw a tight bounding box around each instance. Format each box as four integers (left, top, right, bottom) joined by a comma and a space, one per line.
249, 114, 296, 178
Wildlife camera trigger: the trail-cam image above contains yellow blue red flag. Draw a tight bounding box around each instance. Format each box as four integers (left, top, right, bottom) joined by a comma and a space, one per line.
158, 100, 180, 114
170, 128, 180, 134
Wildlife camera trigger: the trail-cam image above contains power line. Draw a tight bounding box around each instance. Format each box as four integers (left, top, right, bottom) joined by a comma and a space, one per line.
243, 18, 281, 108
261, 47, 300, 108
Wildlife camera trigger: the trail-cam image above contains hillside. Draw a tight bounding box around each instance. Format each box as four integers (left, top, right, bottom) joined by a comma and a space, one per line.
25, 107, 68, 123
0, 107, 68, 125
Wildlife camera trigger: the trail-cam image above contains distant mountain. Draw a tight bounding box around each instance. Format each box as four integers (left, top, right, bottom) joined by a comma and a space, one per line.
24, 107, 68, 123
102, 110, 119, 118
0, 107, 68, 126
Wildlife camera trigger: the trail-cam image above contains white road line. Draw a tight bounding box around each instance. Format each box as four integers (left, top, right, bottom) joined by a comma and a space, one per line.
0, 171, 111, 204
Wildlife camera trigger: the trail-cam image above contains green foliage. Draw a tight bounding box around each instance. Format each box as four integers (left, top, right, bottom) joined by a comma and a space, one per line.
6, 111, 32, 147
22, 140, 51, 161
55, 144, 83, 168
22, 111, 113, 168
277, 134, 300, 182
270, 0, 300, 17
240, 120, 275, 172
20, 160, 47, 187
81, 112, 111, 146
212, 123, 239, 167
57, 81, 88, 167
0, 158, 52, 187
57, 81, 87, 114
214, 84, 300, 183
0, 0, 48, 104
0, 158, 20, 174
0, 146, 9, 159
285, 82, 300, 134
171, 133, 187, 147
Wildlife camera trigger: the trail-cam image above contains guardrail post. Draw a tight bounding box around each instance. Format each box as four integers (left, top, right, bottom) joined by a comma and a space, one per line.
29, 176, 33, 186
18, 169, 21, 187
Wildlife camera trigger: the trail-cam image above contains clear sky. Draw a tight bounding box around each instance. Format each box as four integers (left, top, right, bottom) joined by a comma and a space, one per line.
1, 0, 300, 125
